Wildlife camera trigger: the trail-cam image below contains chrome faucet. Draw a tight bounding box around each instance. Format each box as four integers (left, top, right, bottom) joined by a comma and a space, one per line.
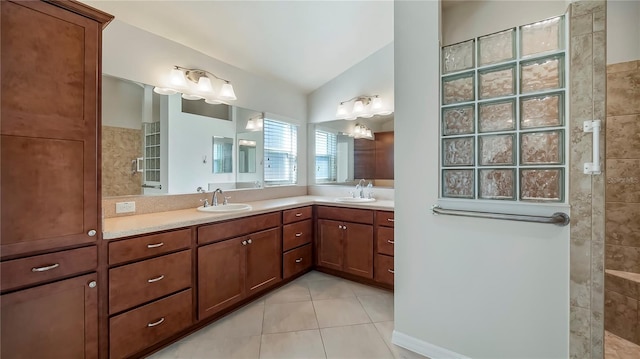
355, 179, 366, 198
212, 188, 223, 206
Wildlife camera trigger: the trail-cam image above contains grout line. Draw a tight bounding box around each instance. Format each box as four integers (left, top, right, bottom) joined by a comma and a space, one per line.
311, 299, 329, 359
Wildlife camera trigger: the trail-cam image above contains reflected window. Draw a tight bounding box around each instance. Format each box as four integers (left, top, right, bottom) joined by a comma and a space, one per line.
315, 130, 337, 183
264, 119, 297, 185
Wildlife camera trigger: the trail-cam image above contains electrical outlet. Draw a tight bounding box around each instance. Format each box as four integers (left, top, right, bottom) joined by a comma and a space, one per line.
115, 201, 136, 214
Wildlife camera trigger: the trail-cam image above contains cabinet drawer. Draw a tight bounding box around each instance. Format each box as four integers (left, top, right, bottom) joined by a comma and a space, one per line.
1, 246, 96, 291
283, 244, 312, 279
282, 220, 312, 252
109, 229, 191, 266
374, 254, 394, 286
282, 206, 312, 224
316, 206, 373, 224
109, 250, 191, 314
376, 227, 394, 256
198, 212, 280, 245
110, 289, 193, 359
376, 211, 395, 227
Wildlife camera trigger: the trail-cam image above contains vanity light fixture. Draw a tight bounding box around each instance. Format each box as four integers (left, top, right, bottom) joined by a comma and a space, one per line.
336, 95, 391, 120
351, 123, 374, 140
245, 114, 264, 131
153, 66, 237, 104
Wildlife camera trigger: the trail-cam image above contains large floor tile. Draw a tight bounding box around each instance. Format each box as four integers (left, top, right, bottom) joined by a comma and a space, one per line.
190, 335, 261, 359
146, 337, 197, 359
308, 277, 355, 300
313, 297, 371, 328
321, 323, 394, 359
259, 329, 326, 359
350, 281, 392, 297
296, 270, 338, 283
374, 321, 430, 359
265, 282, 311, 304
191, 300, 264, 340
262, 301, 319, 334
358, 293, 394, 322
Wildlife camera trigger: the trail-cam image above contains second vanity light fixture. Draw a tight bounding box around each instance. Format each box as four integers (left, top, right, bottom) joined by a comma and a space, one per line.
153, 66, 237, 104
336, 95, 391, 120
245, 114, 264, 131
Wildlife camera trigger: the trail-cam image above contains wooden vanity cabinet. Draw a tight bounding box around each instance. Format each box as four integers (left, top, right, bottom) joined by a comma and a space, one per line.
282, 206, 313, 279
374, 211, 395, 286
316, 206, 374, 279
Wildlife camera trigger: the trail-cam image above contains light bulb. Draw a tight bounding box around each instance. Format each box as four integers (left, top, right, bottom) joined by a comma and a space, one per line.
245, 119, 255, 130
256, 118, 263, 129
219, 83, 237, 101
336, 103, 348, 118
366, 129, 372, 137
372, 97, 382, 109
197, 76, 213, 93
352, 100, 364, 114
169, 68, 187, 88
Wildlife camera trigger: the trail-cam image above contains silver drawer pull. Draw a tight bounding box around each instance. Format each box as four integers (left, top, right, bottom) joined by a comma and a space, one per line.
147, 317, 165, 327
295, 258, 303, 263
147, 242, 164, 248
387, 240, 395, 244
147, 275, 165, 283
387, 218, 395, 222
388, 269, 395, 274
295, 213, 302, 217
295, 232, 303, 237
31, 263, 59, 272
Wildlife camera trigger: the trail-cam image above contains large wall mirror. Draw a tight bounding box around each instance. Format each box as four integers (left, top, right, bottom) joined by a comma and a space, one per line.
313, 115, 394, 188
102, 75, 264, 197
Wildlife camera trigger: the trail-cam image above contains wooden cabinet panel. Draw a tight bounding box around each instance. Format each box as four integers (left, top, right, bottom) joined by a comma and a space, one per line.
1, 273, 98, 359
109, 289, 192, 359
376, 227, 394, 256
198, 237, 245, 319
283, 219, 312, 252
109, 250, 191, 314
1, 246, 96, 291
316, 206, 373, 224
354, 138, 375, 180
374, 132, 394, 179
376, 211, 395, 227
282, 206, 312, 224
198, 212, 280, 245
245, 228, 282, 295
109, 229, 191, 265
374, 254, 394, 286
343, 223, 374, 279
316, 219, 344, 271
283, 244, 312, 279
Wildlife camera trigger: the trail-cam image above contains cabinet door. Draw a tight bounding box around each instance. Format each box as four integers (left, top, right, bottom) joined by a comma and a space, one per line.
1, 273, 98, 359
245, 228, 281, 295
1, 0, 101, 258
317, 219, 344, 271
343, 222, 374, 278
198, 237, 245, 319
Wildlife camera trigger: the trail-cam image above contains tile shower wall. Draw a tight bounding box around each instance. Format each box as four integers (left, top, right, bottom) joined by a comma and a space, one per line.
102, 126, 142, 197
569, 1, 607, 358
604, 59, 640, 346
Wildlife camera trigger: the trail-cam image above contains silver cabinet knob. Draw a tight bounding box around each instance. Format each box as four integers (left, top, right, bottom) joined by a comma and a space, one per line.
88, 229, 97, 237
242, 240, 247, 246
88, 280, 97, 288
247, 239, 252, 244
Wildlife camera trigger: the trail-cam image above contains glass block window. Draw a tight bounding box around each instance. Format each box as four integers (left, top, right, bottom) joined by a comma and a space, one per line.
143, 121, 161, 183
440, 15, 567, 202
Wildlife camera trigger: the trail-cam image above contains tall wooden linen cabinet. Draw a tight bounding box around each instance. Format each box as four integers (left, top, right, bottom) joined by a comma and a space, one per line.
1, 1, 112, 358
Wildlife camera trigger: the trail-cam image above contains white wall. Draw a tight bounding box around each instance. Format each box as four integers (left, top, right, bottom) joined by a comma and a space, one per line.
607, 0, 640, 64
102, 75, 144, 129
393, 1, 569, 358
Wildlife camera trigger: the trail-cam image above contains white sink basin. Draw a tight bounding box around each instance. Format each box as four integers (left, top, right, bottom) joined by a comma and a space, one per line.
335, 197, 376, 203
197, 203, 252, 213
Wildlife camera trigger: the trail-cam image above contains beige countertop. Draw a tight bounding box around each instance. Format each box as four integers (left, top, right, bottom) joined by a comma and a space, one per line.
103, 195, 394, 239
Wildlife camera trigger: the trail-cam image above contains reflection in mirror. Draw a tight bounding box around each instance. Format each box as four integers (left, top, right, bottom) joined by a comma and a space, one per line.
102, 74, 265, 197
313, 114, 394, 188
212, 137, 233, 173
238, 140, 257, 173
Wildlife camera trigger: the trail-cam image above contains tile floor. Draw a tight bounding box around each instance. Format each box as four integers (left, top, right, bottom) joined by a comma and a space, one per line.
605, 331, 640, 359
147, 271, 427, 359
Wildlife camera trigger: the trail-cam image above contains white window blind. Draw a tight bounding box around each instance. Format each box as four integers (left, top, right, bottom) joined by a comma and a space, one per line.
315, 130, 337, 182
264, 119, 298, 185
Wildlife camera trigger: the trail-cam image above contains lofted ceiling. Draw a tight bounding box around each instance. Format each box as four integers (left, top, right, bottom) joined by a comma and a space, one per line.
83, 0, 395, 94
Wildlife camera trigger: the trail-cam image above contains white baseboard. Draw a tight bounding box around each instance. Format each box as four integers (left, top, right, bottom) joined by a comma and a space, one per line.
391, 330, 472, 359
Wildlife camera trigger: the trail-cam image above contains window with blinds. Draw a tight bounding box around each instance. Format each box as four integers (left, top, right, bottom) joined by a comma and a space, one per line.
264, 118, 298, 185
315, 130, 337, 183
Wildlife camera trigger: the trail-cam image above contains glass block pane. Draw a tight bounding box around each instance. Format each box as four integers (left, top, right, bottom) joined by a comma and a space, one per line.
479, 29, 515, 66
442, 105, 474, 136
520, 55, 563, 93
479, 100, 515, 132
520, 92, 564, 129
442, 40, 474, 74
479, 134, 515, 166
442, 169, 474, 198
521, 130, 563, 165
479, 169, 515, 199
443, 137, 475, 166
520, 168, 563, 201
521, 16, 563, 57
442, 72, 475, 105
479, 65, 515, 100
